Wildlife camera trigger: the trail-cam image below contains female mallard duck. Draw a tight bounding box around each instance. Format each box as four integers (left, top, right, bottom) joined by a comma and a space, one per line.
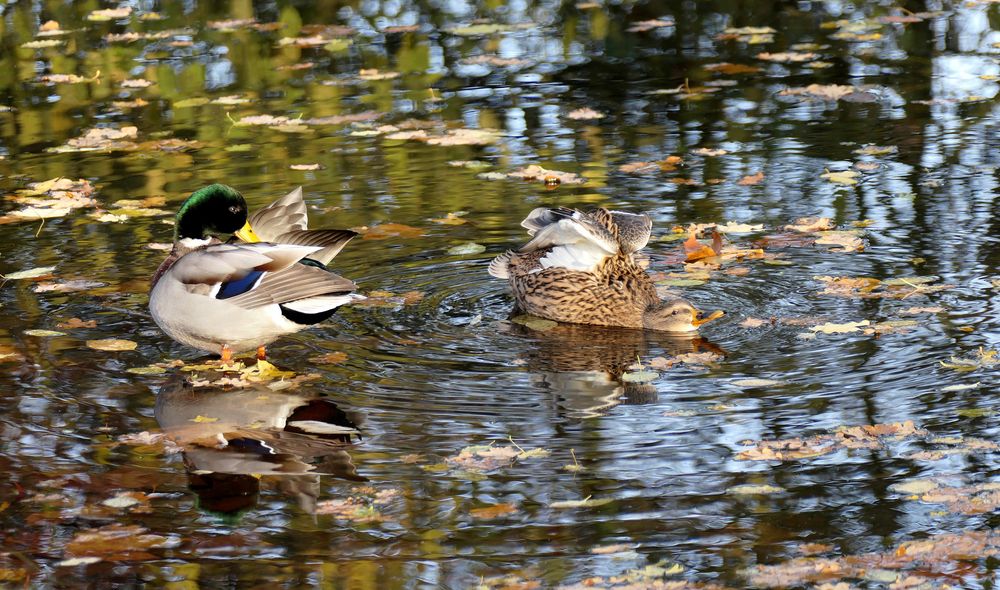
149, 184, 361, 362
489, 207, 724, 332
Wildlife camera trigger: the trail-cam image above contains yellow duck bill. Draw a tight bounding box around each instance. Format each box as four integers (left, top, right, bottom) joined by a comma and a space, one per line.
691, 309, 725, 327
235, 220, 262, 243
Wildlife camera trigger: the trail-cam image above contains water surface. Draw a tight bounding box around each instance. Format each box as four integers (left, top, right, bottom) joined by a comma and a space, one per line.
1, 1, 999, 587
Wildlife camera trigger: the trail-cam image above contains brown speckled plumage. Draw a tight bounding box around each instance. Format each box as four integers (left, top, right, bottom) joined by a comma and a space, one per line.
490, 207, 723, 332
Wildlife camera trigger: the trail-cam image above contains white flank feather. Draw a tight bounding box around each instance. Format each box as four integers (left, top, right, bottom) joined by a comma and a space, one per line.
281, 294, 360, 314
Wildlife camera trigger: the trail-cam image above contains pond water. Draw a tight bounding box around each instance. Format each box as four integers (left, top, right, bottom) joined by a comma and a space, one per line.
1, 0, 1000, 588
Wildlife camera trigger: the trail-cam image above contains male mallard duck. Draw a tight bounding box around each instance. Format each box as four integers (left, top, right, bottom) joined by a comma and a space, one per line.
489, 207, 724, 332
150, 184, 361, 362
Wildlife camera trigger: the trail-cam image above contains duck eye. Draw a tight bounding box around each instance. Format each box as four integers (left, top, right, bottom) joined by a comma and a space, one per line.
229, 205, 240, 214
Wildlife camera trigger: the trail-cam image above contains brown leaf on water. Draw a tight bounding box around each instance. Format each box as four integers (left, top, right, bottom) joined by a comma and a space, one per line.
900, 306, 944, 315
49, 126, 138, 153
815, 276, 881, 297
56, 318, 97, 329
737, 171, 765, 185
626, 19, 674, 33
207, 18, 257, 30
66, 524, 177, 561
618, 161, 660, 174
785, 217, 835, 232
736, 436, 838, 461
674, 351, 723, 367
276, 61, 316, 71
508, 165, 586, 185
815, 230, 864, 252
316, 487, 399, 521
460, 55, 531, 67
939, 348, 999, 371
112, 98, 149, 109
357, 222, 425, 239
692, 147, 729, 156
278, 34, 342, 47
863, 320, 919, 335
738, 421, 926, 462
447, 443, 547, 472
756, 51, 819, 62
704, 62, 761, 75
120, 78, 153, 89
448, 444, 520, 471
470, 503, 520, 519
38, 72, 100, 85
797, 543, 835, 556
878, 14, 925, 24
906, 482, 1000, 514
310, 351, 348, 364
1, 178, 95, 224
86, 7, 132, 21
780, 84, 876, 102
358, 68, 400, 81
683, 231, 719, 263
33, 280, 106, 293
430, 212, 469, 225
814, 275, 953, 300
748, 529, 1000, 588
566, 107, 605, 120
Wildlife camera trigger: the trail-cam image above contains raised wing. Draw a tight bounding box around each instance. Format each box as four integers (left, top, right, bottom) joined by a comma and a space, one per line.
271, 229, 358, 266
248, 187, 308, 240
608, 210, 652, 253
518, 209, 618, 255
517, 209, 618, 272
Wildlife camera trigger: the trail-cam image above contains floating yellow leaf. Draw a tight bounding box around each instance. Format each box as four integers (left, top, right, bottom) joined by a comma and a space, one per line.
810, 320, 870, 334
726, 484, 785, 495
24, 329, 67, 337
820, 169, 860, 185
3, 266, 56, 280
550, 497, 613, 509
940, 348, 999, 371
86, 339, 138, 351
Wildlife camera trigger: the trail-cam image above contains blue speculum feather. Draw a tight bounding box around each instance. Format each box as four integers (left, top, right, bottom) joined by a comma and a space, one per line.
216, 270, 266, 299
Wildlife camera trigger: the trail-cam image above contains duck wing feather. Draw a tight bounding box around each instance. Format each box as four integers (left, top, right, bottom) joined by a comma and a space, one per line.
271, 229, 358, 266
169, 242, 320, 286
248, 187, 308, 240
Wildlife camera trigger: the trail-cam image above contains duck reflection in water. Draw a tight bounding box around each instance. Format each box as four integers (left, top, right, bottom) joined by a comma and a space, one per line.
156, 375, 365, 516
506, 322, 724, 418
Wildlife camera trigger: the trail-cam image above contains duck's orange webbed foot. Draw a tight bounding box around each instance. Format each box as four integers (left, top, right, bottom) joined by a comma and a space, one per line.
256, 346, 267, 361
220, 344, 234, 365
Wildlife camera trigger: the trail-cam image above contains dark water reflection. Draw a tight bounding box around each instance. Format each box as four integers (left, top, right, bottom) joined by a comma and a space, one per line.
1, 0, 1000, 587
